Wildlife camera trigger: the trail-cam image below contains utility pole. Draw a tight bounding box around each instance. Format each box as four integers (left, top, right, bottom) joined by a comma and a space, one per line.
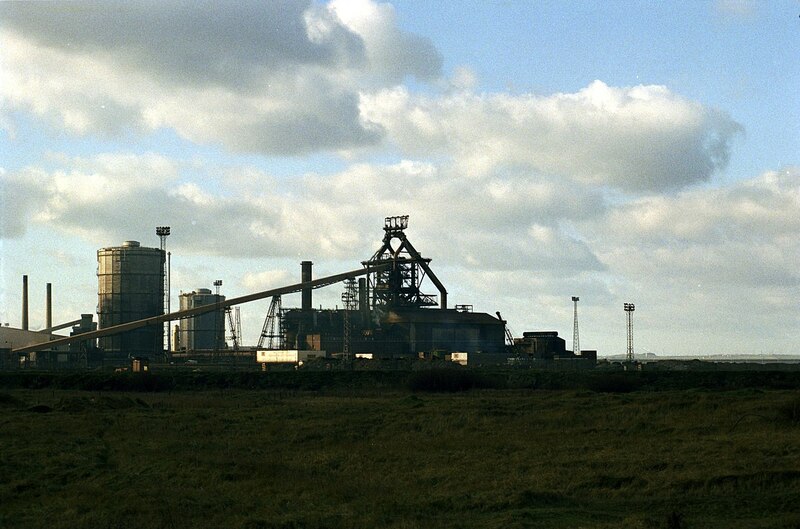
624, 303, 635, 363
571, 296, 580, 356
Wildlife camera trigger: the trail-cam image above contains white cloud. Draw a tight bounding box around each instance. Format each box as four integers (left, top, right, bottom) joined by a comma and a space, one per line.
329, 0, 442, 83
1, 153, 607, 273
3, 149, 798, 355
0, 1, 442, 154
581, 167, 800, 348
0, 168, 50, 238
361, 81, 742, 192
0, 0, 792, 357
241, 270, 292, 292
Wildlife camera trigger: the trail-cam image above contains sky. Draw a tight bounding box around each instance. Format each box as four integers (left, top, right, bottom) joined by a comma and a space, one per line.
0, 0, 798, 357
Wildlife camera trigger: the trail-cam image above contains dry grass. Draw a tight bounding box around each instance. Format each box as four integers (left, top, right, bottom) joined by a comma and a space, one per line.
1, 387, 799, 528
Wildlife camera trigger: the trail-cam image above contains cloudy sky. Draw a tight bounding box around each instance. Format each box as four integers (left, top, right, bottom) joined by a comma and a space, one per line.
1, 0, 798, 357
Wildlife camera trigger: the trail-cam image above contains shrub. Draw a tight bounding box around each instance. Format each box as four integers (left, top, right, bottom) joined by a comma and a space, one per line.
776, 397, 800, 426
665, 510, 688, 529
588, 373, 642, 393
406, 368, 503, 392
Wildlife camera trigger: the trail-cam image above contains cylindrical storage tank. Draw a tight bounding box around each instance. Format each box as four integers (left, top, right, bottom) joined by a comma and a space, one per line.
177, 288, 226, 351
97, 241, 165, 362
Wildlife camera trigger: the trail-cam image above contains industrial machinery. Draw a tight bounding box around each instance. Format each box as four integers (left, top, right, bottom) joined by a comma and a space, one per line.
257, 296, 283, 350
14, 216, 538, 367
363, 215, 447, 310
496, 312, 515, 347
279, 216, 505, 359
13, 264, 389, 356
226, 306, 241, 352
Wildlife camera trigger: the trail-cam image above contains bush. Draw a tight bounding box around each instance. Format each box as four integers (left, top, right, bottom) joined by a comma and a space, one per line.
406, 368, 503, 392
776, 397, 800, 426
588, 373, 643, 393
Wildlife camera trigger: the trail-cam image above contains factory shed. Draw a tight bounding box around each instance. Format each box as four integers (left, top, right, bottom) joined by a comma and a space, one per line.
279, 306, 505, 359
381, 308, 506, 357
514, 331, 567, 359
513, 331, 597, 368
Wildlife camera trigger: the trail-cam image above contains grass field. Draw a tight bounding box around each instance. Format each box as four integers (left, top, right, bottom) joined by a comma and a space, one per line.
1, 371, 799, 528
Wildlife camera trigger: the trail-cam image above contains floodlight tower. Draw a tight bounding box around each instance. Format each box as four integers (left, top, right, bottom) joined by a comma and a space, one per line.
572, 296, 580, 356
624, 303, 635, 363
213, 279, 223, 362
156, 226, 171, 356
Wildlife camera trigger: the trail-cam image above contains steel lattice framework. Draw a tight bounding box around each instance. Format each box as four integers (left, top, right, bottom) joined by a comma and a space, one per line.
362, 216, 448, 310
572, 296, 580, 356
257, 296, 283, 350
624, 302, 635, 363
341, 279, 358, 358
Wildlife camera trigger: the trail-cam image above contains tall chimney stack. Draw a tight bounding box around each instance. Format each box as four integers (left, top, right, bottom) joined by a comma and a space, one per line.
301, 261, 313, 310
358, 277, 368, 314
46, 282, 53, 330
22, 275, 29, 331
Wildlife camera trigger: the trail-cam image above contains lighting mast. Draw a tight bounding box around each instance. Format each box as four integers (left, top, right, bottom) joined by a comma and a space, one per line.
572, 296, 580, 356
156, 226, 171, 358
213, 279, 223, 362
624, 303, 635, 363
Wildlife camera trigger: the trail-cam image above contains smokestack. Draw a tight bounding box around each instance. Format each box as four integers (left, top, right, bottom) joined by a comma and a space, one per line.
46, 283, 52, 330
22, 275, 29, 331
301, 261, 313, 310
358, 278, 368, 313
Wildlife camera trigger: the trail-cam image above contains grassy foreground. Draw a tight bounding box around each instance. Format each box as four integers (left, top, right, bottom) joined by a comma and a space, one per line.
1, 383, 799, 528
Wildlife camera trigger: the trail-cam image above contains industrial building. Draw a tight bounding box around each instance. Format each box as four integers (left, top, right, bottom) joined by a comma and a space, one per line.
513, 331, 597, 365
0, 276, 98, 369
4, 217, 597, 370
260, 216, 507, 363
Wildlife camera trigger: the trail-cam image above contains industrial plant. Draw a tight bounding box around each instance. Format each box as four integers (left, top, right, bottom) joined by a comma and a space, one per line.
0, 216, 596, 370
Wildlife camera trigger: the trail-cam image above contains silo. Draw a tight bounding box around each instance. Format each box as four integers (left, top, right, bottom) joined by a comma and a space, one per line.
97, 241, 165, 361
177, 288, 226, 351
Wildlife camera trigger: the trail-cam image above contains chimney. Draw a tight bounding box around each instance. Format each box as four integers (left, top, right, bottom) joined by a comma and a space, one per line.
358, 277, 368, 313
301, 261, 313, 310
46, 283, 52, 330
22, 275, 29, 331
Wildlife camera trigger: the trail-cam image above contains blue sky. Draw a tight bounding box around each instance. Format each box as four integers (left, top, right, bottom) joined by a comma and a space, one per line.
396, 0, 799, 180
1, 0, 798, 356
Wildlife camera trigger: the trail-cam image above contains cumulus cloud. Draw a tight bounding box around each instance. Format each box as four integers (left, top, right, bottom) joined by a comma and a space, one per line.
241, 270, 293, 292
0, 0, 363, 91
1, 152, 609, 276
0, 0, 441, 153
329, 0, 442, 83
361, 81, 742, 192
4, 150, 798, 354
595, 167, 800, 289
0, 168, 50, 238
